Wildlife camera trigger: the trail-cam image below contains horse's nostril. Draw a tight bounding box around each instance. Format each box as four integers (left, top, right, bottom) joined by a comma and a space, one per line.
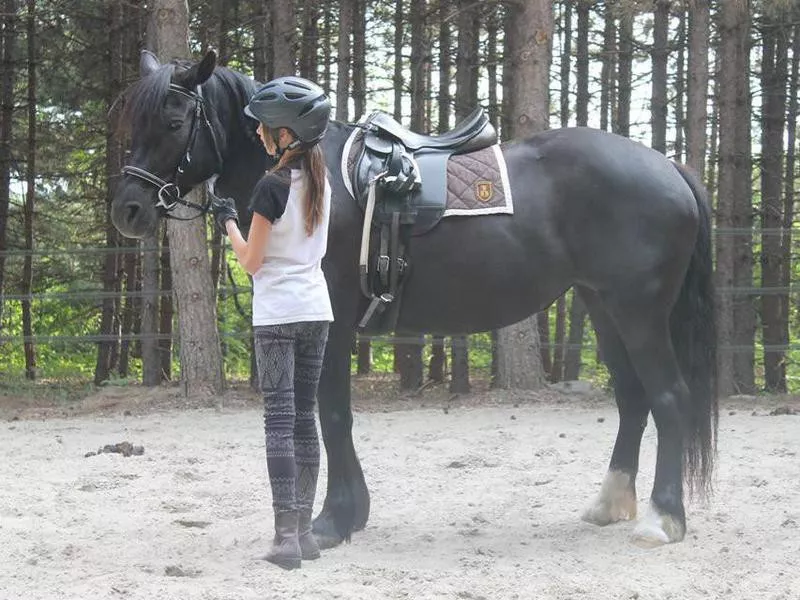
126, 203, 141, 223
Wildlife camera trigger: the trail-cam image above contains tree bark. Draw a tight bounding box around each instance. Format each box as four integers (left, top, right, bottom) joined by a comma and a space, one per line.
393, 0, 403, 121
782, 25, 799, 389
148, 0, 223, 397
716, 0, 754, 396
0, 0, 17, 337
252, 0, 271, 82
438, 0, 451, 135
299, 0, 319, 80
159, 228, 173, 380
600, 2, 615, 133
336, 0, 353, 122
616, 7, 633, 137
759, 12, 789, 392
22, 0, 36, 380
271, 0, 296, 76
651, 0, 670, 155
352, 0, 366, 120
686, 0, 709, 176
494, 0, 550, 391
96, 0, 124, 385
673, 9, 685, 163
409, 0, 426, 131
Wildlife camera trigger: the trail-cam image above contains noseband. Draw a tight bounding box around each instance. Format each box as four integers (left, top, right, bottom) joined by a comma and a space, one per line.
121, 83, 224, 220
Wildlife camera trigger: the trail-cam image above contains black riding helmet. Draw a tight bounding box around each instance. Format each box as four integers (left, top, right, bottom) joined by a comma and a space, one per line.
244, 76, 331, 146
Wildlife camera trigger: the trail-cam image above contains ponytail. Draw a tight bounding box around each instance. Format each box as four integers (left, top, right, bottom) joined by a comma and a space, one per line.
266, 131, 326, 236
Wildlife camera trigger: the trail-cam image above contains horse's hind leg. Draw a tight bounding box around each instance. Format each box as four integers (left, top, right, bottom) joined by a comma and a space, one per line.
578, 287, 647, 526
604, 296, 689, 546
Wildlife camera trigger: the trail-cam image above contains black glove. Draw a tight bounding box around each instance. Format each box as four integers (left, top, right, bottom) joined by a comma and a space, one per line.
207, 177, 238, 235
210, 195, 238, 234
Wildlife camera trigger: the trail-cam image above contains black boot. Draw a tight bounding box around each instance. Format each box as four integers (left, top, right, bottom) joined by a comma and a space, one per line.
263, 510, 301, 570
296, 465, 321, 560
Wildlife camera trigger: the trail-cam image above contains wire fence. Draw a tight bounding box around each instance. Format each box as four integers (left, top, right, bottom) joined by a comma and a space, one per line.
2, 230, 800, 356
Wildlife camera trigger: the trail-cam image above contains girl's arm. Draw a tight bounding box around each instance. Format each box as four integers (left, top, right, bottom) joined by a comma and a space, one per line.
227, 213, 272, 276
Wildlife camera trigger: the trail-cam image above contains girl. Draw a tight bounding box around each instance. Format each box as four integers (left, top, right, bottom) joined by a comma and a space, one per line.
211, 76, 333, 570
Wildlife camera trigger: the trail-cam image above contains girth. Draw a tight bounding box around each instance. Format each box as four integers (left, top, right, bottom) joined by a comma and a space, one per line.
347, 107, 498, 332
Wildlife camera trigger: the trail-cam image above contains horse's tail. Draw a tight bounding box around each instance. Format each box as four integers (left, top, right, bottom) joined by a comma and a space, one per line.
670, 162, 718, 497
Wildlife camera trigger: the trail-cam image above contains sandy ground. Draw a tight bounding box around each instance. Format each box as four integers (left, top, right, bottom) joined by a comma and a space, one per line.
0, 382, 798, 600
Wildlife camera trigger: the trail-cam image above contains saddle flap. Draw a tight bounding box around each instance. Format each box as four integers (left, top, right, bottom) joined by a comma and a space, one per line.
364, 132, 394, 155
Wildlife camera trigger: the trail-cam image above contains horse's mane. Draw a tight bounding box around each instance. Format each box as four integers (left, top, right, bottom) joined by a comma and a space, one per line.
117, 60, 258, 141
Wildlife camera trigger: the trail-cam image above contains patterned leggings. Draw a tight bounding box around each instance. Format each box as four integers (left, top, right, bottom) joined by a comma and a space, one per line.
253, 321, 329, 511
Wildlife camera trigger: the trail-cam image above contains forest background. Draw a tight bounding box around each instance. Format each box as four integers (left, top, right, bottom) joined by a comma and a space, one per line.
0, 0, 798, 401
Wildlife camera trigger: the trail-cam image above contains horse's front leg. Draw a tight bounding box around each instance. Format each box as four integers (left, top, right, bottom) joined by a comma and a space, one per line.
312, 321, 370, 548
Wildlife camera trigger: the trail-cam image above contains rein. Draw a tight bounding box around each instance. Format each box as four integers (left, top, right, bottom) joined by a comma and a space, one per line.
121, 83, 224, 221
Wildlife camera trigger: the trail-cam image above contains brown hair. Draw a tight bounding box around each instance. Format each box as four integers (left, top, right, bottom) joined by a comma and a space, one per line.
266, 128, 327, 236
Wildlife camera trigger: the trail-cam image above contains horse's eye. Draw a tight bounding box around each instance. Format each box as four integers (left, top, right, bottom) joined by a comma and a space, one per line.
169, 120, 183, 130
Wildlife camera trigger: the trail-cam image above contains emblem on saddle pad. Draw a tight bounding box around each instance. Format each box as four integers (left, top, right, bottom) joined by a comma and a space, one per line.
475, 180, 494, 202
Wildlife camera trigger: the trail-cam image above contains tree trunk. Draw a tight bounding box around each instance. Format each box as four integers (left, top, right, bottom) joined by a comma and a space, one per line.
148, 0, 223, 397
397, 334, 423, 390
494, 0, 550, 391
356, 336, 371, 374
320, 1, 332, 92
252, 0, 271, 82
716, 0, 753, 396
651, 0, 670, 155
299, 0, 319, 80
759, 13, 789, 392
336, 0, 352, 122
118, 238, 137, 377
428, 336, 445, 383
437, 0, 451, 136
95, 0, 123, 385
537, 311, 551, 378
673, 9, 685, 162
393, 0, 403, 121
409, 0, 426, 130
271, 0, 296, 76
574, 0, 590, 127
599, 2, 615, 132
140, 231, 161, 385
454, 0, 478, 120
686, 0, 709, 176
352, 0, 366, 120
616, 7, 633, 136
782, 25, 799, 389
159, 228, 173, 380
449, 335, 470, 393
22, 0, 36, 380
563, 293, 585, 381
486, 5, 499, 129
0, 0, 17, 337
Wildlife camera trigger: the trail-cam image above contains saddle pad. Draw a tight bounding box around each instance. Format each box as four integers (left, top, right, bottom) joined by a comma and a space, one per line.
443, 144, 513, 217
339, 126, 513, 218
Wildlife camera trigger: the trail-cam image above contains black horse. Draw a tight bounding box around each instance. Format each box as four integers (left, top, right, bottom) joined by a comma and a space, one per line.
112, 50, 717, 549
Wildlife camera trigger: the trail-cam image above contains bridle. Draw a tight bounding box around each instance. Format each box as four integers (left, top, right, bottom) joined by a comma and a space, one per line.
121, 83, 224, 220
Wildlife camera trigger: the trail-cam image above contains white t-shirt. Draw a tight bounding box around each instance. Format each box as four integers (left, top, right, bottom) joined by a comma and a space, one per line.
248, 160, 334, 326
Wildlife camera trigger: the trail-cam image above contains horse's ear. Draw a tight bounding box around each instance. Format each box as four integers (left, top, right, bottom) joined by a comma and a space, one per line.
140, 49, 160, 76
196, 50, 217, 85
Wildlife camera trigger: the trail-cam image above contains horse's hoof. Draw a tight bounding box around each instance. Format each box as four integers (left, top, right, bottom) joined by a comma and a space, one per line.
581, 470, 637, 526
312, 512, 345, 550
630, 501, 685, 547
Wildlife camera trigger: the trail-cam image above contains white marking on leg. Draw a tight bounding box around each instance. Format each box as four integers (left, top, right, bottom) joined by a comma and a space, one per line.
631, 500, 686, 547
581, 470, 637, 526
